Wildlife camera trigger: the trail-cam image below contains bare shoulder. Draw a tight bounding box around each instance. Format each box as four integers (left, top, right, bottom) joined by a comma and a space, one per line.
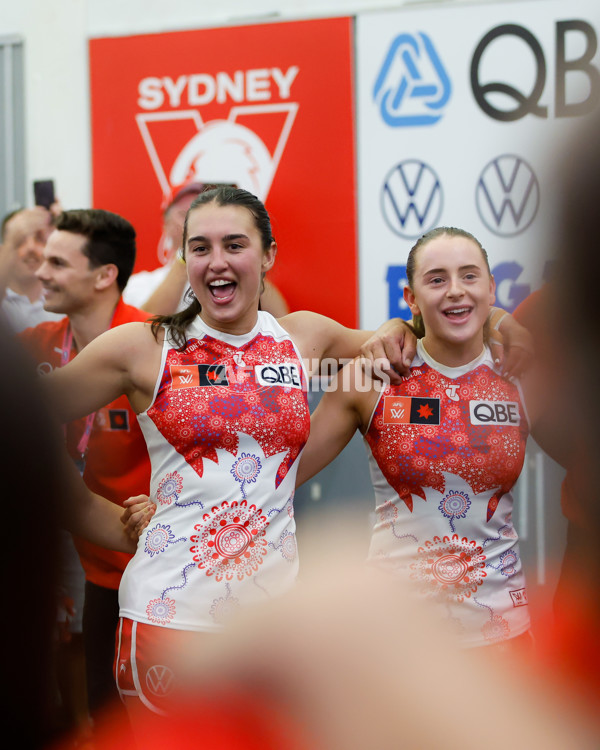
99, 321, 166, 412
103, 320, 162, 342
277, 311, 341, 359
277, 310, 324, 335
77, 321, 164, 392
89, 321, 164, 357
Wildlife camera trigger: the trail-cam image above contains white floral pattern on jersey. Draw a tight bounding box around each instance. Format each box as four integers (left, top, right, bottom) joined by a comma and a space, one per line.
144, 524, 186, 558
146, 597, 176, 625
230, 452, 262, 498
156, 471, 183, 505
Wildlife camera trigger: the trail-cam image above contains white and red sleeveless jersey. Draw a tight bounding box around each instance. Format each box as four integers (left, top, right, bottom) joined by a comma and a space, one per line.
365, 341, 530, 647
119, 312, 310, 632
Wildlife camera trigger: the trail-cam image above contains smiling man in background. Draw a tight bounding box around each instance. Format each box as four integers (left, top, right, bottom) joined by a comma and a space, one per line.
0, 207, 63, 332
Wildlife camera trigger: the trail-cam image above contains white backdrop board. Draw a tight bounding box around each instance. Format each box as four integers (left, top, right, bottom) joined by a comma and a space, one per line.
356, 0, 600, 327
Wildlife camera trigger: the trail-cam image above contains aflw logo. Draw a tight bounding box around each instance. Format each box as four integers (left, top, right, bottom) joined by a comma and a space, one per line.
476, 155, 540, 237
170, 364, 229, 389
383, 396, 440, 425
390, 405, 406, 419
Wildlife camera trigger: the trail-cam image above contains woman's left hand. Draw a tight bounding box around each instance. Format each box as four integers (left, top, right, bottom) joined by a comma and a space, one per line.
488, 309, 534, 380
360, 319, 417, 383
121, 494, 155, 541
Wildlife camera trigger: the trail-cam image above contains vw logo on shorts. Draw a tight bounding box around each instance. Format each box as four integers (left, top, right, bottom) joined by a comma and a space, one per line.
373, 33, 451, 126
381, 160, 443, 239
146, 664, 175, 696
475, 155, 540, 237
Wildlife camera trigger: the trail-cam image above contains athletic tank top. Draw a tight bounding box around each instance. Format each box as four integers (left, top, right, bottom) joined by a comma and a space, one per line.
365, 341, 530, 647
119, 312, 310, 631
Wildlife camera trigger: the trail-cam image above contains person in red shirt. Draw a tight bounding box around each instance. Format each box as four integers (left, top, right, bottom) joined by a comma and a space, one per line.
514, 285, 599, 706
19, 209, 151, 726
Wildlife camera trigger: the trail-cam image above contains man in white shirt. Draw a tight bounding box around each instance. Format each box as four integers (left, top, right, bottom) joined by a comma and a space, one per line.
122, 182, 200, 312
0, 207, 63, 332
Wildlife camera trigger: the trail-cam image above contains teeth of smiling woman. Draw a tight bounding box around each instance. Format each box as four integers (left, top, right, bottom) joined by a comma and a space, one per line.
209, 279, 236, 299
446, 307, 470, 315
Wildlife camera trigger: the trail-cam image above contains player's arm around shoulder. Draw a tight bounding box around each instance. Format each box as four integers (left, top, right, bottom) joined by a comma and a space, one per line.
279, 311, 416, 382
43, 321, 161, 422
278, 311, 367, 375
296, 357, 382, 487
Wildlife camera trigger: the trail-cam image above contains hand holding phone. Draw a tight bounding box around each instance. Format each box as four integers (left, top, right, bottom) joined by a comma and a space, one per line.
33, 179, 56, 210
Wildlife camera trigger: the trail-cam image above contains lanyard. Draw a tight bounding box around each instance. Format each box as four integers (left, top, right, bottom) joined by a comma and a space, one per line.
61, 323, 96, 465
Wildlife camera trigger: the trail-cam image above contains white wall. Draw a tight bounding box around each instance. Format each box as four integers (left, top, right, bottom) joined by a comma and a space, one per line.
2, 0, 523, 208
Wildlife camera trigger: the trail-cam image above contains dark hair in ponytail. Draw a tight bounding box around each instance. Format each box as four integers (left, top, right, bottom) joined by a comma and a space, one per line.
150, 186, 275, 349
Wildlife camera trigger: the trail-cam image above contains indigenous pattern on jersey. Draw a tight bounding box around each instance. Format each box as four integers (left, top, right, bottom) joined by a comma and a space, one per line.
120, 312, 310, 632
365, 341, 530, 648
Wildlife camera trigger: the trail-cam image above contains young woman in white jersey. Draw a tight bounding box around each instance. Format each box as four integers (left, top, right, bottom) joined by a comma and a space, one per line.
42, 187, 432, 719
44, 191, 530, 726
298, 226, 547, 653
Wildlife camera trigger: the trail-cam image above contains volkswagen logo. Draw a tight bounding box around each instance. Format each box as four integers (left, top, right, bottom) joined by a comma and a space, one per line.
475, 155, 540, 237
381, 160, 443, 239
145, 664, 175, 696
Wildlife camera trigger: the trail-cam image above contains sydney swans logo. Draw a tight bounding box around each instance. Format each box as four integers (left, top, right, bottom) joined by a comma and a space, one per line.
135, 66, 300, 201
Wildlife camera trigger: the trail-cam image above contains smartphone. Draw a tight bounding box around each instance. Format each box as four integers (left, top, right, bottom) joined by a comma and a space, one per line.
33, 179, 56, 209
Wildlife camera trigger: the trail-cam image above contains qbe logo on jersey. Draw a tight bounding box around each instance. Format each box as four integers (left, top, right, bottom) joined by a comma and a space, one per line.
373, 32, 452, 127
255, 363, 302, 389
469, 400, 520, 426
